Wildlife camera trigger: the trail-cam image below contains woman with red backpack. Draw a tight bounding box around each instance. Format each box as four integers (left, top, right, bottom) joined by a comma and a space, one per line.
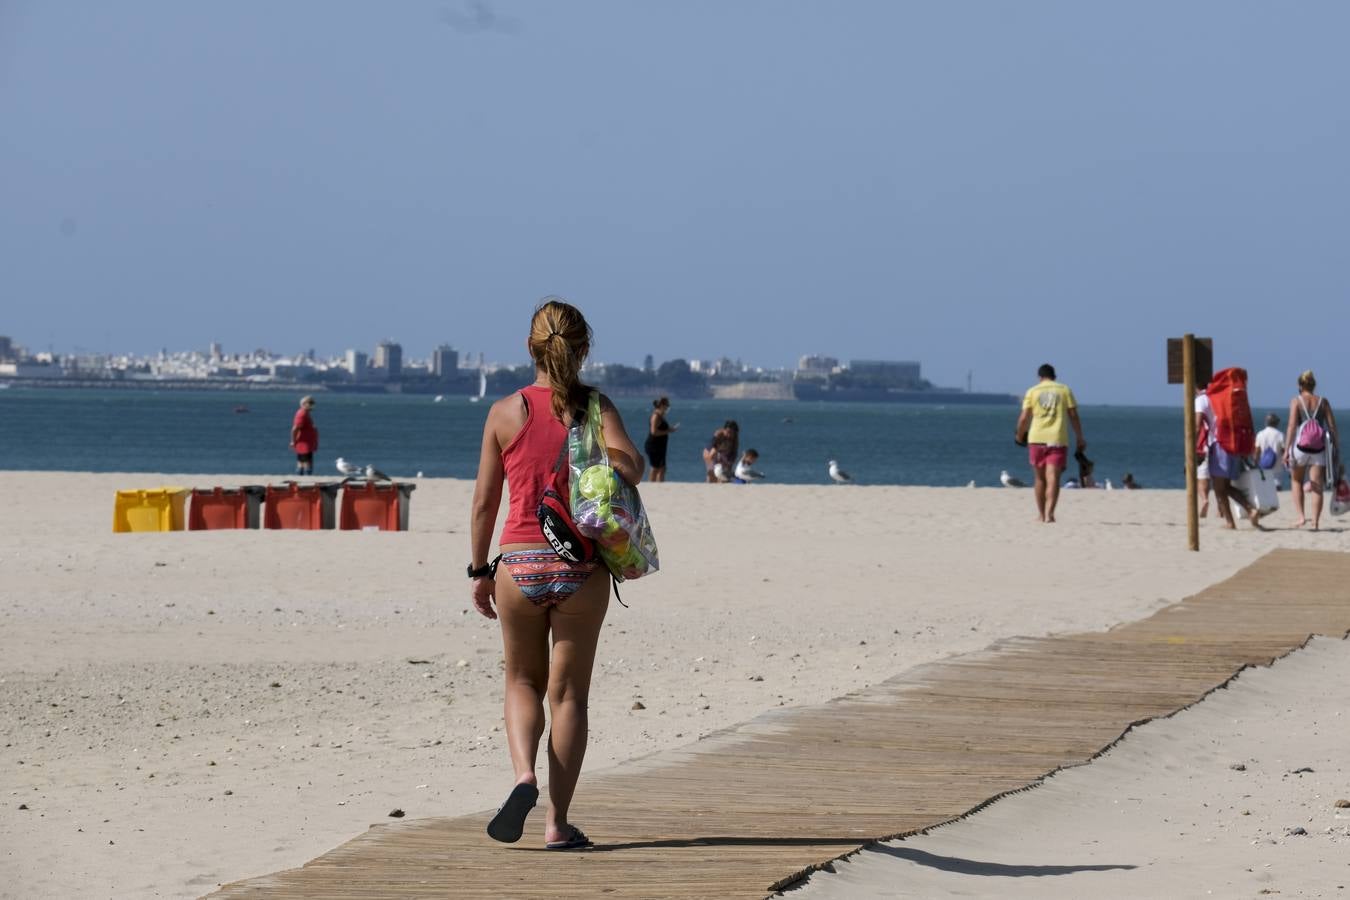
1195, 368, 1263, 530
1283, 370, 1340, 531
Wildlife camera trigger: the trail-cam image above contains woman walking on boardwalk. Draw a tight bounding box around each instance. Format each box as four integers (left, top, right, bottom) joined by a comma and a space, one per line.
468, 298, 644, 850
1284, 370, 1340, 531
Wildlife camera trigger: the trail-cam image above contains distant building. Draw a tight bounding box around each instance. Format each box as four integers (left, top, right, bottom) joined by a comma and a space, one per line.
796, 355, 839, 377
0, 336, 13, 363
345, 349, 368, 379
643, 354, 654, 373
208, 341, 223, 361
432, 345, 459, 378
373, 340, 403, 379
848, 359, 921, 380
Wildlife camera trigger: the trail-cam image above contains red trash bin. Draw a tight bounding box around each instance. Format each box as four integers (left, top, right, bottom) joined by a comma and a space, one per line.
339, 481, 415, 531
188, 486, 262, 530
264, 482, 338, 530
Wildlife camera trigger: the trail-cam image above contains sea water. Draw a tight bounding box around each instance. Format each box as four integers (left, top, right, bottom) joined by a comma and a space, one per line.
0, 387, 1211, 488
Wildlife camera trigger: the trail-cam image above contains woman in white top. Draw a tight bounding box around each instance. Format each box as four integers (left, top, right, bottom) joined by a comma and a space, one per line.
1283, 370, 1340, 530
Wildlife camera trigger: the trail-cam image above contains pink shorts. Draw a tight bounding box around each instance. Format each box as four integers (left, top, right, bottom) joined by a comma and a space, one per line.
1028, 444, 1068, 469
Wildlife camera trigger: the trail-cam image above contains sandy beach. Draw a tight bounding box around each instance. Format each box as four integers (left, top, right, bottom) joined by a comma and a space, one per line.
2, 472, 1347, 899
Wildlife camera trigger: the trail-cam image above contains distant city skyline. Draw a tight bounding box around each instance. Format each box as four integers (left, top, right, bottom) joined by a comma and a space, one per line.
3, 3, 1347, 404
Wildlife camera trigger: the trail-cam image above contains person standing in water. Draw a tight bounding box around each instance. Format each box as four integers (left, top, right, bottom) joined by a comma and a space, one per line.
469, 298, 644, 850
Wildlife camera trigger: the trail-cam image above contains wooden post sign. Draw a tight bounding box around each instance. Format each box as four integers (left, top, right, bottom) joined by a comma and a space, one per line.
1166, 337, 1213, 386
1168, 335, 1213, 552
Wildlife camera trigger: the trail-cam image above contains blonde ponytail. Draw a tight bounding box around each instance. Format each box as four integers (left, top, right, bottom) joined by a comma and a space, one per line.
528, 297, 592, 422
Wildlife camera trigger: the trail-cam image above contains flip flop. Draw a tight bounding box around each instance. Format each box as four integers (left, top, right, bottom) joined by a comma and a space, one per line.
545, 826, 593, 851
486, 782, 538, 843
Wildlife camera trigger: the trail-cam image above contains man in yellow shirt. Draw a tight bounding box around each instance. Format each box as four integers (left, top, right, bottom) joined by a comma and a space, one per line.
1015, 363, 1087, 523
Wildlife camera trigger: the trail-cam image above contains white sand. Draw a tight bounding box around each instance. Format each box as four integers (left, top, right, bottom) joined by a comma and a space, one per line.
793, 636, 1350, 900
1, 473, 1346, 899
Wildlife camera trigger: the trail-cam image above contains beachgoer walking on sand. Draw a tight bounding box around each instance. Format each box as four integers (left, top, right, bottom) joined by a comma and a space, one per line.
644, 396, 677, 482
1255, 413, 1286, 489
289, 396, 318, 476
1014, 364, 1086, 523
1195, 374, 1263, 530
1284, 370, 1339, 530
469, 298, 644, 851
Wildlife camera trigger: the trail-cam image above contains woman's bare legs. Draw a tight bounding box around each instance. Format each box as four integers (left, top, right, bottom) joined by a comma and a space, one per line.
542, 574, 609, 843
497, 574, 550, 788
1211, 477, 1238, 529
494, 566, 609, 844
1290, 465, 1307, 528
1198, 477, 1210, 517
649, 466, 666, 482
1307, 464, 1325, 530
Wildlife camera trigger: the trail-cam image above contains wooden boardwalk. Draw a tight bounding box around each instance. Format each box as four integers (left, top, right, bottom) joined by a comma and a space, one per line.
208, 549, 1350, 900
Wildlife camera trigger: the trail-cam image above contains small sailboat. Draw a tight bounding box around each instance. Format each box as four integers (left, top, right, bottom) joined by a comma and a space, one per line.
469, 369, 487, 403
433, 395, 445, 403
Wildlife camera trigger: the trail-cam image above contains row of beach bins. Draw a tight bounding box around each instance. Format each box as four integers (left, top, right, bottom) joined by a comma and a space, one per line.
112, 481, 416, 533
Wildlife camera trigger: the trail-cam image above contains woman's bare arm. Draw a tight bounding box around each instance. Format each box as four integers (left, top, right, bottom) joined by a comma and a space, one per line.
600, 395, 645, 485
469, 401, 508, 569
1285, 397, 1300, 460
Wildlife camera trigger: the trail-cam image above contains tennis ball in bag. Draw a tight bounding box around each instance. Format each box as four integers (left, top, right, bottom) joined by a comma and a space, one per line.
578, 465, 616, 502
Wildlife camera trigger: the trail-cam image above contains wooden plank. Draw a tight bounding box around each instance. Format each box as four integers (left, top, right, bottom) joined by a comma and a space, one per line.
206, 549, 1350, 900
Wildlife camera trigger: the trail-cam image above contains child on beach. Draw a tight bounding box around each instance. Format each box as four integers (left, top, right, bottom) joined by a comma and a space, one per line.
734, 449, 765, 482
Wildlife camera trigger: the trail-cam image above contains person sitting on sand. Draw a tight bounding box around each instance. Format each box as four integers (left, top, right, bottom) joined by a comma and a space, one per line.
469, 298, 644, 851
1122, 473, 1141, 489
734, 449, 765, 482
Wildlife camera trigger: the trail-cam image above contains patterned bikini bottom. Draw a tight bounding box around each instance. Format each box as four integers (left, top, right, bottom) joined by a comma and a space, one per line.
500, 550, 599, 608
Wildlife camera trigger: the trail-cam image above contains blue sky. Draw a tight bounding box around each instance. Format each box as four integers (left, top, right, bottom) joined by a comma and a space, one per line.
2, 1, 1347, 405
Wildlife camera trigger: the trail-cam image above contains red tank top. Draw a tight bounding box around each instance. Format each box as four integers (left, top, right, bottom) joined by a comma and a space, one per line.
500, 385, 569, 544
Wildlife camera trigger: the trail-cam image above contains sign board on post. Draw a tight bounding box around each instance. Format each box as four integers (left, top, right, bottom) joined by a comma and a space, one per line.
1167, 337, 1213, 386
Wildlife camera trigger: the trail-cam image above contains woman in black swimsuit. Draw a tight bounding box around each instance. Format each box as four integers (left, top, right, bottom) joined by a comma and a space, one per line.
644, 396, 677, 481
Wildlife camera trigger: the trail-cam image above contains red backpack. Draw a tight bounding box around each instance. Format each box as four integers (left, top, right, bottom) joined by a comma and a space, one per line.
1207, 367, 1255, 456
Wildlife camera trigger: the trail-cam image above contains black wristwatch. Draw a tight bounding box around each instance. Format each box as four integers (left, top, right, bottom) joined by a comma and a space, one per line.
467, 555, 500, 580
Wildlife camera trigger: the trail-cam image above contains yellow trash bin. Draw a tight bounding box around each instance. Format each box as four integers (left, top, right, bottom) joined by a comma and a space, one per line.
113, 487, 189, 533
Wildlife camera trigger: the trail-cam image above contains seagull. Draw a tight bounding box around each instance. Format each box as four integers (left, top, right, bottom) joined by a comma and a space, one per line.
1104, 479, 1115, 491
366, 464, 392, 482
1000, 470, 1026, 488
336, 457, 361, 477
966, 480, 977, 488
828, 460, 852, 484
